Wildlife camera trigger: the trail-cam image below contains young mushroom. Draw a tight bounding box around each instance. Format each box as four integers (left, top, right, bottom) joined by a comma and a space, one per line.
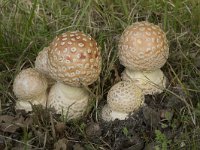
48, 82, 89, 120
122, 69, 167, 95
101, 81, 144, 121
47, 31, 101, 120
35, 47, 55, 86
35, 47, 49, 76
13, 68, 48, 112
118, 21, 169, 95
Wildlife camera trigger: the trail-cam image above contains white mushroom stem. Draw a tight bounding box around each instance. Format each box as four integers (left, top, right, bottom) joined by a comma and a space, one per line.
122, 68, 167, 95
47, 82, 90, 120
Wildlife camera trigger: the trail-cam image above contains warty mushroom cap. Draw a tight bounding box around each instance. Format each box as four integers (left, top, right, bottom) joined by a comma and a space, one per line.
13, 68, 48, 101
107, 81, 144, 113
122, 69, 167, 95
47, 31, 101, 87
118, 21, 169, 71
47, 82, 89, 120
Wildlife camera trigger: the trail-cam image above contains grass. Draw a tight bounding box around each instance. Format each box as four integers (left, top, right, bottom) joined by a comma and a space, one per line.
0, 0, 200, 149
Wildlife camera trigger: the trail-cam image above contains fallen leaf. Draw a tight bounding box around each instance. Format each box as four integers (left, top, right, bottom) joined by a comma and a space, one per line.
0, 114, 33, 133
54, 138, 68, 150
0, 115, 15, 122
85, 122, 101, 137
55, 122, 66, 136
143, 106, 160, 127
73, 143, 85, 150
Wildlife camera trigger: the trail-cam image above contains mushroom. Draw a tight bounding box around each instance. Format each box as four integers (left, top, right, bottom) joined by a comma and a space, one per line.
118, 21, 169, 94
101, 81, 144, 121
13, 68, 48, 112
122, 69, 167, 95
35, 47, 49, 76
47, 31, 101, 119
35, 47, 55, 86
48, 82, 89, 120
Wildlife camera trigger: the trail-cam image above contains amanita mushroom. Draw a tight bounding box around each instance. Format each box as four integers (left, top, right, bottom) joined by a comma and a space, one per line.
35, 47, 49, 76
101, 81, 144, 121
48, 82, 89, 120
35, 47, 55, 86
47, 31, 101, 119
13, 68, 48, 112
118, 21, 169, 94
122, 69, 167, 95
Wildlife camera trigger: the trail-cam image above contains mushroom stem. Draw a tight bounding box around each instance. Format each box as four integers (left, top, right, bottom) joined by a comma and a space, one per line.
47, 82, 90, 120
122, 68, 167, 95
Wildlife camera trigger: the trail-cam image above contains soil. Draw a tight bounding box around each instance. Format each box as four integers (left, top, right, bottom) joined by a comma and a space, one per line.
0, 75, 196, 150
63, 92, 185, 150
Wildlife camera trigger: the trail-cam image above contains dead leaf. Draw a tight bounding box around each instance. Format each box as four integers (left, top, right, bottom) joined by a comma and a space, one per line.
55, 122, 66, 136
0, 114, 33, 133
54, 138, 68, 150
0, 123, 19, 133
85, 122, 101, 137
143, 106, 160, 127
0, 115, 15, 122
73, 143, 85, 150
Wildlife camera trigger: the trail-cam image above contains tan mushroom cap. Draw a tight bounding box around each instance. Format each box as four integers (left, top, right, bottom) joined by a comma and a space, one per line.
35, 47, 55, 85
35, 47, 49, 75
47, 82, 89, 120
122, 69, 167, 95
118, 21, 169, 71
13, 68, 48, 101
107, 81, 144, 113
48, 31, 101, 87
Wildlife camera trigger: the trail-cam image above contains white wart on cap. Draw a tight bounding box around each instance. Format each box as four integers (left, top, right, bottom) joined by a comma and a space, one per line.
122, 69, 167, 95
118, 21, 169, 71
13, 68, 48, 111
48, 31, 101, 87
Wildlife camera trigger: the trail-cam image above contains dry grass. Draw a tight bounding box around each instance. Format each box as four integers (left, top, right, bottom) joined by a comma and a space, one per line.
0, 0, 200, 149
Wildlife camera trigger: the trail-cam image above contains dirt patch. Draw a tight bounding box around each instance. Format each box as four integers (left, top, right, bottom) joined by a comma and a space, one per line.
0, 89, 197, 150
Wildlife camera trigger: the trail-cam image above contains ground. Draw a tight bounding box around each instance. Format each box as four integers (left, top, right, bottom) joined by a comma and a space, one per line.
0, 0, 200, 149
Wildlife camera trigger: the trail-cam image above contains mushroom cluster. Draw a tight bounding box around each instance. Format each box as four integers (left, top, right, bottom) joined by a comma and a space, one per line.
119, 21, 169, 95
101, 21, 169, 121
13, 31, 101, 120
13, 22, 169, 122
